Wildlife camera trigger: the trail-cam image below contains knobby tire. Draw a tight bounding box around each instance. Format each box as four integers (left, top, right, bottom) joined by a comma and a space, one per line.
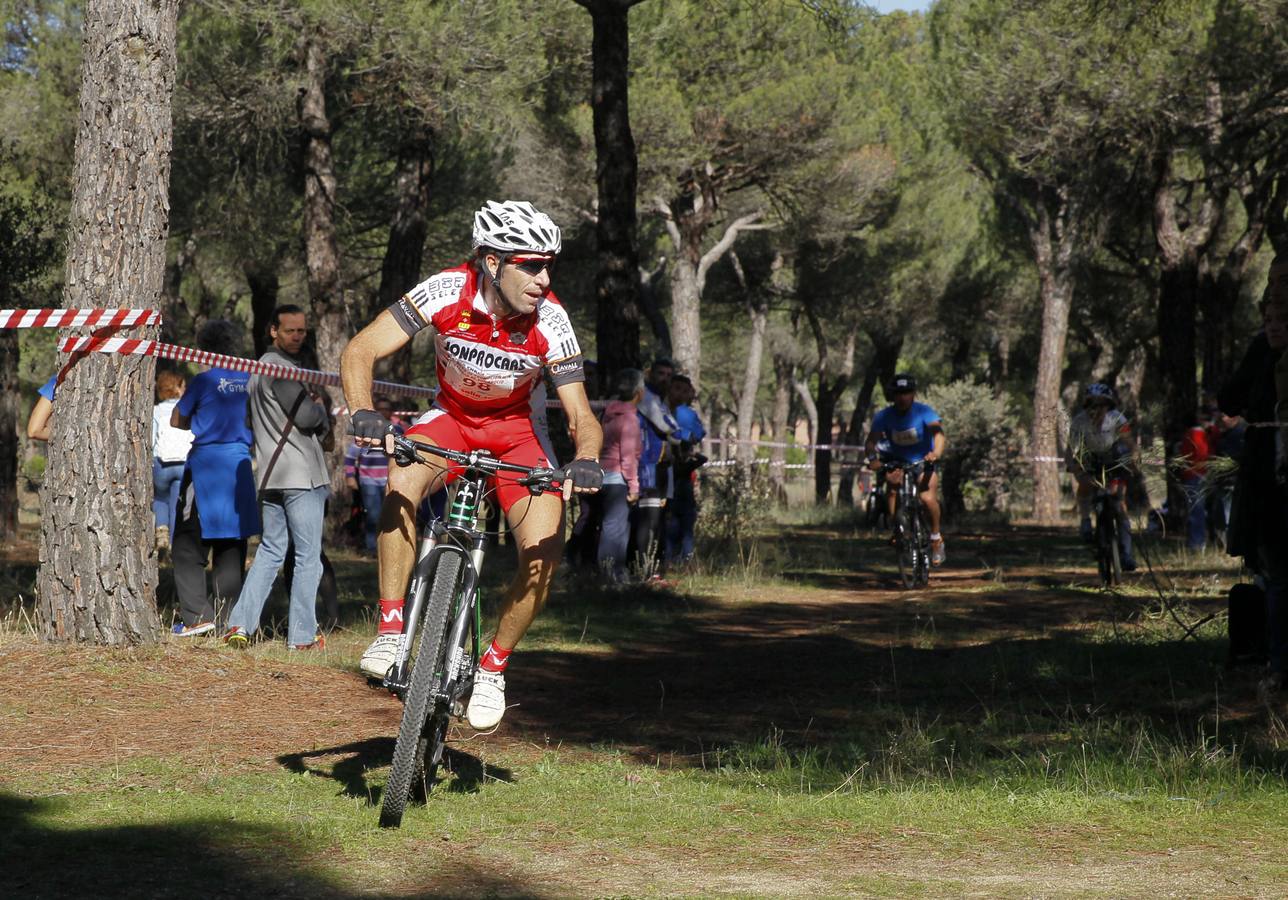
380, 551, 464, 829
895, 508, 916, 589
915, 508, 931, 586
1097, 504, 1119, 587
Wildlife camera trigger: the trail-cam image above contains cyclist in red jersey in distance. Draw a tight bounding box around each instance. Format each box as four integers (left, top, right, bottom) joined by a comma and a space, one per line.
341, 200, 603, 730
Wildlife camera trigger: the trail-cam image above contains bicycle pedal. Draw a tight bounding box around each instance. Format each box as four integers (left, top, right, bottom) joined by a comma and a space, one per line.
450, 700, 466, 718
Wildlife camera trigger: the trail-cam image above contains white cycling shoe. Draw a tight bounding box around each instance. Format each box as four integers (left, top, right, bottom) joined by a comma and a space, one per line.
466, 670, 507, 730
359, 633, 401, 679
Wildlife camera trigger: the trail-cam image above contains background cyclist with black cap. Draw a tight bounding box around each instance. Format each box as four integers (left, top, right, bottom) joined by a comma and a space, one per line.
340, 200, 602, 730
865, 373, 948, 566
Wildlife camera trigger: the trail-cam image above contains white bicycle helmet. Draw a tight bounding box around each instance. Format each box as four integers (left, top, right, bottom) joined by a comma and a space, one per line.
472, 200, 562, 255
1084, 382, 1116, 404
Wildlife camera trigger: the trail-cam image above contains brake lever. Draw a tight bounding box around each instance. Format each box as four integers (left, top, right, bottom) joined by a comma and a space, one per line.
518, 467, 561, 495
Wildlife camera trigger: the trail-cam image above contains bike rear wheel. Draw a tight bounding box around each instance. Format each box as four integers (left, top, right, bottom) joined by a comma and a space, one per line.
380, 551, 464, 829
1096, 504, 1121, 587
895, 509, 916, 589
915, 508, 931, 586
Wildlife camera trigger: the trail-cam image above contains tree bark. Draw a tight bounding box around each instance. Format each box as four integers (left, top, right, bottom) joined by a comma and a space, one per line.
837, 332, 902, 505
245, 258, 281, 358
38, 0, 179, 645
769, 355, 792, 499
0, 332, 18, 541
374, 130, 434, 383
735, 295, 767, 471
638, 258, 672, 357
299, 35, 347, 378
575, 0, 645, 393
658, 198, 765, 391
1029, 190, 1078, 525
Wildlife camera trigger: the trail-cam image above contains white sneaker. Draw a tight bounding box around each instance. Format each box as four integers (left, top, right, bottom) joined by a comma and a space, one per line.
930, 537, 946, 566
466, 669, 507, 729
359, 633, 401, 679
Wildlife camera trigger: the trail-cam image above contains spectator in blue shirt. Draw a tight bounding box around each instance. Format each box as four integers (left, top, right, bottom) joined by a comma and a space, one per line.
665, 374, 707, 565
26, 374, 58, 442
169, 320, 260, 636
865, 373, 948, 565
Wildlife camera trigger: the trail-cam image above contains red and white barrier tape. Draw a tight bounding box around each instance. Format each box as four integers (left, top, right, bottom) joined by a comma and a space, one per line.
57, 335, 437, 400
1, 307, 160, 329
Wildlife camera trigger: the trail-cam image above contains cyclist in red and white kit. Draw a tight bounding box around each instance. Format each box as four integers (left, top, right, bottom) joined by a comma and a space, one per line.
340, 200, 603, 730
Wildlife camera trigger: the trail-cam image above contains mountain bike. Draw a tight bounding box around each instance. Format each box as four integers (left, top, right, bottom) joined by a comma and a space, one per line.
378, 435, 560, 829
883, 460, 933, 589
1086, 458, 1132, 588
864, 472, 888, 531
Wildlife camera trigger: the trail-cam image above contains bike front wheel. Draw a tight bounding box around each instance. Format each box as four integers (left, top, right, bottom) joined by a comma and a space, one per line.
915, 509, 931, 586
380, 551, 464, 828
895, 509, 917, 589
1096, 506, 1121, 587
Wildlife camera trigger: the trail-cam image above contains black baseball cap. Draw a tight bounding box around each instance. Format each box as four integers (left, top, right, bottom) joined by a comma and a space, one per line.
891, 373, 917, 392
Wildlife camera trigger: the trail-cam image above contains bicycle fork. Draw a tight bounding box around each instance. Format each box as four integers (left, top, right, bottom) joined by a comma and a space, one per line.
438, 537, 487, 715
384, 528, 440, 693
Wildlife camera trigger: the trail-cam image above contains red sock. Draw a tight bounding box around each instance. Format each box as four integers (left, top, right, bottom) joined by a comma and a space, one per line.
480, 640, 512, 673
378, 598, 405, 635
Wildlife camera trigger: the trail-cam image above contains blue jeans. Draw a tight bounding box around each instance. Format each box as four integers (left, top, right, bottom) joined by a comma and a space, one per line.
227, 486, 328, 644
597, 483, 632, 583
666, 491, 698, 563
359, 481, 385, 551
152, 458, 186, 534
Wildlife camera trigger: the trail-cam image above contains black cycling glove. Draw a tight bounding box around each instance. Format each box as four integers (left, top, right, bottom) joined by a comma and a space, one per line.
562, 457, 604, 490
348, 408, 393, 440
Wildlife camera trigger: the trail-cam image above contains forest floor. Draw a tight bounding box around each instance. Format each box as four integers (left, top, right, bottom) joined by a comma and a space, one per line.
1, 513, 1286, 898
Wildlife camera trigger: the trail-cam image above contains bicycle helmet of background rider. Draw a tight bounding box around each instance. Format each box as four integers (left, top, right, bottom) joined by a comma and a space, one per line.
1083, 382, 1116, 408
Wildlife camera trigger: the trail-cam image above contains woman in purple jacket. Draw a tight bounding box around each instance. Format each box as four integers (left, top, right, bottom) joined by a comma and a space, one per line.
597, 369, 643, 583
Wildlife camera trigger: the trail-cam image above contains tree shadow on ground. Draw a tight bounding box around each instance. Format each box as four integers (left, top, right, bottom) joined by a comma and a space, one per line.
0, 792, 540, 899
508, 523, 1285, 779
277, 738, 512, 803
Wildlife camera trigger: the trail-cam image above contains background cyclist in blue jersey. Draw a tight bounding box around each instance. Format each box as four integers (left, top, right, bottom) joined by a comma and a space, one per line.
864, 373, 949, 565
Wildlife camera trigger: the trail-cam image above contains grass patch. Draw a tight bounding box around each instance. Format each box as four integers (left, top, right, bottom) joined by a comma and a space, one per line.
2, 516, 1286, 895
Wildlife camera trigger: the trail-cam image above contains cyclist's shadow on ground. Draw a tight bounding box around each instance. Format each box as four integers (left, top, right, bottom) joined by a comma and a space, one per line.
276, 739, 513, 804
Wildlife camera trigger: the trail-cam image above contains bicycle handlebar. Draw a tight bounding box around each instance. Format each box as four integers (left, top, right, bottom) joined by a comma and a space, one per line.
389, 435, 562, 494
879, 459, 936, 475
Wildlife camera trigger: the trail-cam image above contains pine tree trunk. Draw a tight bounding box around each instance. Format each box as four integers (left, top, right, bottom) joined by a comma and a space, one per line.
0, 332, 18, 541
837, 333, 902, 505
734, 296, 767, 470
1029, 195, 1076, 525
769, 356, 792, 499
244, 259, 280, 358
670, 256, 702, 385
375, 133, 433, 384
299, 36, 347, 377
298, 35, 349, 509
579, 0, 643, 392
38, 0, 179, 645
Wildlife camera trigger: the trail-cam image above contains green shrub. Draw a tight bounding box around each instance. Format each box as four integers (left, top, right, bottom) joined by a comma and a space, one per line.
922, 379, 1024, 516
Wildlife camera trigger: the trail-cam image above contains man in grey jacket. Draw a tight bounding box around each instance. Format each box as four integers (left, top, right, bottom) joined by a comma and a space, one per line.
223, 305, 332, 649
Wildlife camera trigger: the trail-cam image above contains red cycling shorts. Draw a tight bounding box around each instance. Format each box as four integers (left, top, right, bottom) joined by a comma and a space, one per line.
404, 408, 556, 514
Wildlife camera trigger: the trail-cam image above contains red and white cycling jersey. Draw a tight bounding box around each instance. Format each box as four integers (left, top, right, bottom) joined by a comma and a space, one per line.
389, 264, 585, 427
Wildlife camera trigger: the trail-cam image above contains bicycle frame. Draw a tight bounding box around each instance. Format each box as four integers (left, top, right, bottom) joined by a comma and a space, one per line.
381, 436, 560, 697
384, 478, 488, 697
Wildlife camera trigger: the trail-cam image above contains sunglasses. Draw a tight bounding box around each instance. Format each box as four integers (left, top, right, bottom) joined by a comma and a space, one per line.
510, 256, 555, 277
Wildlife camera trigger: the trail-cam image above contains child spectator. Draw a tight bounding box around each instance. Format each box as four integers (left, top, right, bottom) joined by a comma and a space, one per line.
152, 370, 193, 551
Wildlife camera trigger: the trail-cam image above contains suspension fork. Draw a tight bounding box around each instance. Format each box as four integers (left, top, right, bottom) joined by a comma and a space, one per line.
386, 524, 445, 690
439, 530, 488, 694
